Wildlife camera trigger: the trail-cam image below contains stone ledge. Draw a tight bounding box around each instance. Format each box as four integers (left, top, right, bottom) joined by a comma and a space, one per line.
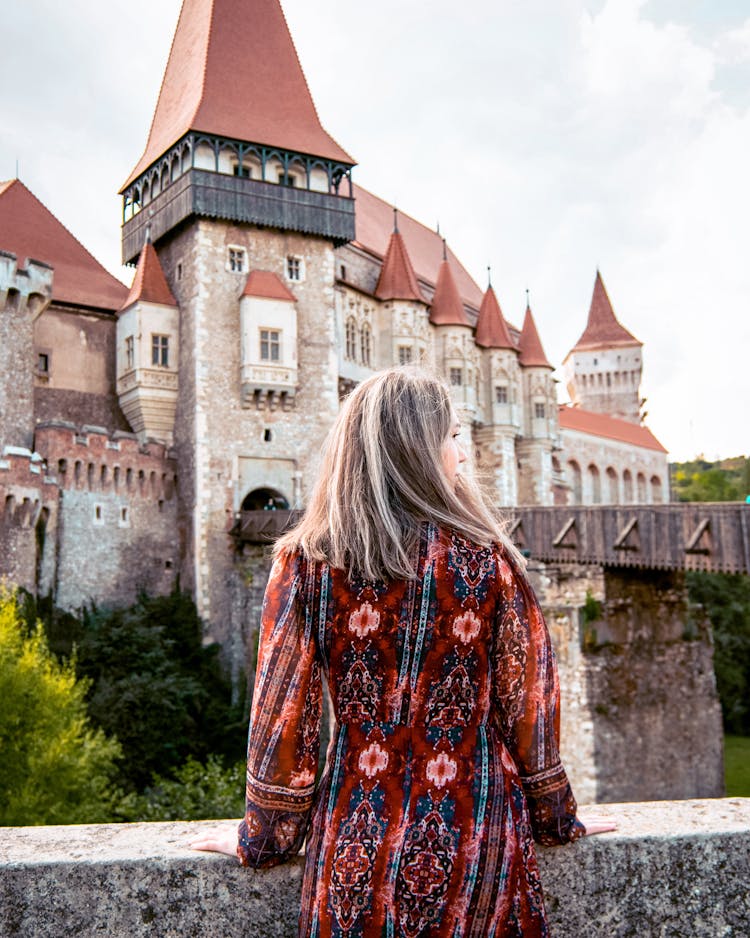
0, 799, 748, 937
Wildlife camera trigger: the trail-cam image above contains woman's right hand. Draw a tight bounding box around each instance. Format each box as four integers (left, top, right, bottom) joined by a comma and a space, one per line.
578, 814, 618, 835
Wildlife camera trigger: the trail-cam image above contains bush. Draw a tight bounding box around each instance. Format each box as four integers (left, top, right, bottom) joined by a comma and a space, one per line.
0, 588, 122, 825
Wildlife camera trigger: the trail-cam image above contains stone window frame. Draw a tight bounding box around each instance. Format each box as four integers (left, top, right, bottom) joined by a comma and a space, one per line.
151, 334, 169, 368
534, 401, 546, 419
125, 335, 135, 370
259, 327, 282, 362
360, 322, 372, 367
285, 255, 304, 282
227, 245, 247, 274
398, 345, 413, 366
36, 347, 52, 379
93, 503, 105, 526
449, 367, 463, 387
344, 316, 357, 361
118, 505, 130, 528
495, 384, 508, 404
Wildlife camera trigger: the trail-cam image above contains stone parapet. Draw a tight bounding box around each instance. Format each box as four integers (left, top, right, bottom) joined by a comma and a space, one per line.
0, 799, 747, 937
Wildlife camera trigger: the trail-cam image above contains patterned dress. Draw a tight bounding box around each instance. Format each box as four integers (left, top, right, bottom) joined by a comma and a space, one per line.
237, 525, 583, 937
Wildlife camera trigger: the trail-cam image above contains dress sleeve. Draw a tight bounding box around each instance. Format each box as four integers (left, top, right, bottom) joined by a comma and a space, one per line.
491, 549, 584, 846
237, 550, 323, 868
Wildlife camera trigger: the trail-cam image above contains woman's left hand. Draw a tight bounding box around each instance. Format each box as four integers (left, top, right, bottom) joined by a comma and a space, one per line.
189, 823, 240, 857
578, 813, 618, 835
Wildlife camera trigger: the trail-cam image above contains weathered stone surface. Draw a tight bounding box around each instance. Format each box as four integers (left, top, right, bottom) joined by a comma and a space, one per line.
1, 800, 747, 938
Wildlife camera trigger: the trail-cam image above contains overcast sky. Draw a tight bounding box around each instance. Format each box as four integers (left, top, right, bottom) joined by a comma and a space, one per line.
1, 0, 748, 461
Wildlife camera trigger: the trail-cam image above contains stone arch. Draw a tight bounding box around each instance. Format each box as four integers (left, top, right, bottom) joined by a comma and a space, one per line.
242, 487, 290, 511
651, 474, 663, 504
588, 463, 602, 504
623, 468, 633, 503
637, 472, 647, 503
606, 466, 618, 503
568, 460, 582, 503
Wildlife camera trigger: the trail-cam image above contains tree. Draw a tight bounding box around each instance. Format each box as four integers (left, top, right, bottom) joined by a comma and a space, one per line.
0, 588, 121, 826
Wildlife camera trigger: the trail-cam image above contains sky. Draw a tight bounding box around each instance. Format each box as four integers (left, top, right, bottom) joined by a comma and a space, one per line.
1, 0, 748, 462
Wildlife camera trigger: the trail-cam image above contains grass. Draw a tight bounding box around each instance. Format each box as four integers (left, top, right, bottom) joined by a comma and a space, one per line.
724, 735, 750, 796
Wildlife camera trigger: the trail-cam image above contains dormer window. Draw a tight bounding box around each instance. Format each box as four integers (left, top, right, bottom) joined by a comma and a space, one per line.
152, 334, 169, 367
228, 247, 246, 273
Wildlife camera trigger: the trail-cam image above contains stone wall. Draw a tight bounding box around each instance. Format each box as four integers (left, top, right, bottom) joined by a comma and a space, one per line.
1, 799, 748, 937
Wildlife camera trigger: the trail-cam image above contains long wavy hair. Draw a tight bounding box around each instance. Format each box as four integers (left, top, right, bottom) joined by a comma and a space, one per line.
275, 368, 518, 580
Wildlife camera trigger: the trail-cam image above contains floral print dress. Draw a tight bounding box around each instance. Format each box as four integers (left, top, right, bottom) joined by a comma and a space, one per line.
237, 525, 583, 937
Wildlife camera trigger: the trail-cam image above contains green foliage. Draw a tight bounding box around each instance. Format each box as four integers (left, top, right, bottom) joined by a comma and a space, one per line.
0, 588, 122, 826
120, 755, 245, 822
724, 735, 750, 797
20, 589, 248, 793
687, 571, 750, 735
670, 456, 749, 502
580, 589, 603, 651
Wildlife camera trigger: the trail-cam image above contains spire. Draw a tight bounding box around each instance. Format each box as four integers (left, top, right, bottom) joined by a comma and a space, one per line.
429, 258, 471, 327
571, 270, 641, 352
374, 229, 423, 302
475, 285, 515, 350
518, 303, 553, 368
122, 0, 354, 190
121, 241, 177, 312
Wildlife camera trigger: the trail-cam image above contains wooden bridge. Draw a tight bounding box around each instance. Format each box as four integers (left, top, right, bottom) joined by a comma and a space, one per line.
233, 503, 750, 575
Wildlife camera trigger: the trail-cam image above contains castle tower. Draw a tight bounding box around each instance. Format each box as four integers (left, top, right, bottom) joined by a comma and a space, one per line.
473, 283, 520, 505
119, 0, 356, 638
429, 249, 477, 421
116, 240, 179, 444
516, 302, 556, 505
563, 271, 643, 424
374, 215, 430, 367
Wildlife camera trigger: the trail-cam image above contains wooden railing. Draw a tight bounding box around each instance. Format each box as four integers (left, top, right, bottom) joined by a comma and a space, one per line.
232, 503, 750, 575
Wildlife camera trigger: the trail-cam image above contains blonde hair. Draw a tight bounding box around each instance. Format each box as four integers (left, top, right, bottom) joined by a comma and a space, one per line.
276, 368, 518, 580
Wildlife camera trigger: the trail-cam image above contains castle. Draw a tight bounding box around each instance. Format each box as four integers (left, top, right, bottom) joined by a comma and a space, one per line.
0, 0, 669, 640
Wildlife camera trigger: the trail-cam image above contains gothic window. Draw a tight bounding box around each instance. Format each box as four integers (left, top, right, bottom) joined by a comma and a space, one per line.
398, 346, 413, 365
495, 385, 508, 404
534, 402, 545, 419
588, 464, 601, 504
260, 329, 281, 362
152, 334, 169, 367
637, 472, 647, 502
228, 247, 246, 273
360, 323, 372, 366
568, 460, 582, 503
286, 256, 301, 281
606, 467, 618, 503
125, 336, 135, 369
449, 367, 462, 387
345, 317, 357, 361
623, 469, 633, 503
651, 475, 663, 503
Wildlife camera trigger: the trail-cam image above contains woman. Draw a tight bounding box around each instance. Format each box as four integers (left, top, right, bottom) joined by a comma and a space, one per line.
192, 368, 615, 936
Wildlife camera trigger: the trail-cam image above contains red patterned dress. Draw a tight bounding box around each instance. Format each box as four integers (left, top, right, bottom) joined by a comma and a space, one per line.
238, 524, 583, 936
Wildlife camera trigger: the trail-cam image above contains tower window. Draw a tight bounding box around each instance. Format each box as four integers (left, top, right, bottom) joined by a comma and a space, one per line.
125, 336, 135, 369
534, 402, 546, 419
152, 334, 169, 367
263, 428, 272, 442
495, 385, 508, 404
260, 328, 281, 362
345, 317, 357, 361
360, 323, 372, 367
286, 256, 302, 281
398, 346, 413, 365
37, 352, 50, 375
449, 367, 463, 387
228, 247, 246, 273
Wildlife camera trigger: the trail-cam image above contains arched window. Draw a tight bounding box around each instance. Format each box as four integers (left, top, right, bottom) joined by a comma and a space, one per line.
606, 467, 618, 503
588, 464, 601, 504
637, 472, 647, 503
360, 323, 372, 367
241, 487, 290, 511
345, 317, 357, 361
568, 460, 582, 504
651, 475, 663, 504
623, 469, 633, 503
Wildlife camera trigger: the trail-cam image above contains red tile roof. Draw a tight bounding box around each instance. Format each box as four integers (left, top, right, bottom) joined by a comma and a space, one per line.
475, 285, 515, 349
122, 0, 353, 190
242, 269, 297, 302
374, 229, 424, 302
352, 186, 483, 312
0, 179, 127, 311
121, 241, 177, 311
429, 259, 471, 327
518, 305, 552, 368
570, 271, 641, 353
559, 405, 667, 453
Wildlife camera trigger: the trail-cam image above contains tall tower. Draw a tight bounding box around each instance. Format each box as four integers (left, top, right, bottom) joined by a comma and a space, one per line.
516, 303, 556, 505
119, 0, 356, 642
563, 271, 643, 424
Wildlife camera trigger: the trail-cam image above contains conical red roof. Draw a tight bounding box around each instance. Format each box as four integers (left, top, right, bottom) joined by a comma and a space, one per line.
518, 305, 552, 368
121, 241, 177, 311
429, 259, 471, 327
374, 229, 423, 302
475, 285, 515, 349
122, 0, 354, 190
0, 179, 126, 311
571, 271, 641, 352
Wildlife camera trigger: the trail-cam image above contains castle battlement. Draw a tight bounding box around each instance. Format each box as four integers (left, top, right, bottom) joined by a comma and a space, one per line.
32, 423, 177, 503
0, 249, 53, 316
0, 446, 58, 528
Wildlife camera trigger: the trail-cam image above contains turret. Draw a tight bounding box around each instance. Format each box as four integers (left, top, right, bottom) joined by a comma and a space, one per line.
563, 271, 643, 424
